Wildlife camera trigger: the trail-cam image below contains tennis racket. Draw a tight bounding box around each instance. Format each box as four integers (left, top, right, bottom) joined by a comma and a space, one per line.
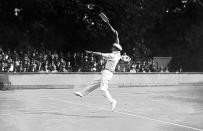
99, 12, 116, 34
99, 12, 109, 23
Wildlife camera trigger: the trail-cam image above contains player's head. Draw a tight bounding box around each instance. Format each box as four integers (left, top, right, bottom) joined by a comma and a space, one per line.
112, 43, 122, 51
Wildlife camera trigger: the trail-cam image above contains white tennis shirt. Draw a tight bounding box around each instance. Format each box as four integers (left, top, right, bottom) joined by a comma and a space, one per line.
101, 51, 121, 72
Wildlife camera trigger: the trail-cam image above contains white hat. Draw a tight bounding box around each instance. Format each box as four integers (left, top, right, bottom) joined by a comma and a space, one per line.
113, 43, 122, 51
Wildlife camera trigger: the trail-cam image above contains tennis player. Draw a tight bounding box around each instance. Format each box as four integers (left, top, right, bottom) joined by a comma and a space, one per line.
74, 24, 122, 111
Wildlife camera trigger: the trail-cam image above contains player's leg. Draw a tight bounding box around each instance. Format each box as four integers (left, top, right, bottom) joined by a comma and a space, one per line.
100, 70, 117, 111
74, 78, 101, 97
101, 89, 117, 111
80, 78, 101, 96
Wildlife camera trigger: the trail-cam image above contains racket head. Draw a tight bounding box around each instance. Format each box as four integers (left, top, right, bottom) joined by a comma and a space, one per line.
99, 12, 109, 23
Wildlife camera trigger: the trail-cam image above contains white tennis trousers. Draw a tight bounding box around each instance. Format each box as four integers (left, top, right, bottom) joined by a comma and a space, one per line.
80, 70, 114, 103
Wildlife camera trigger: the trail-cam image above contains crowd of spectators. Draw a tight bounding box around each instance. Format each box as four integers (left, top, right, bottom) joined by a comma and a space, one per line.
0, 46, 104, 73
117, 57, 168, 73
0, 46, 174, 73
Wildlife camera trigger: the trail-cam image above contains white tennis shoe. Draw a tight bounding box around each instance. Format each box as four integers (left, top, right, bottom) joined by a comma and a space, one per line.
111, 99, 117, 111
73, 92, 83, 97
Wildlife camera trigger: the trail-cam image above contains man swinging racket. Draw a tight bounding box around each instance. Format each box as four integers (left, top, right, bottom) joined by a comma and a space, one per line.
74, 12, 122, 111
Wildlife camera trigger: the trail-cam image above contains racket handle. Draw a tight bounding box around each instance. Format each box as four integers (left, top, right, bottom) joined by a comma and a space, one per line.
108, 23, 116, 33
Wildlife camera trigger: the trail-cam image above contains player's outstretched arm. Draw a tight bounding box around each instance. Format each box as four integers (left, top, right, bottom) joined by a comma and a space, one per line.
85, 50, 102, 56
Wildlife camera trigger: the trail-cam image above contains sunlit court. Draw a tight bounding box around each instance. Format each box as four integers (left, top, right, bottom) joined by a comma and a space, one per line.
1, 84, 203, 131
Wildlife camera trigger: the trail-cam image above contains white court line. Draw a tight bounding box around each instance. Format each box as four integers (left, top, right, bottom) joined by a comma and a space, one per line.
45, 97, 203, 131
0, 113, 11, 116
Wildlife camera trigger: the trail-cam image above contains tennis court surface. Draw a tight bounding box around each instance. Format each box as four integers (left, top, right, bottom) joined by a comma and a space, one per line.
0, 85, 203, 131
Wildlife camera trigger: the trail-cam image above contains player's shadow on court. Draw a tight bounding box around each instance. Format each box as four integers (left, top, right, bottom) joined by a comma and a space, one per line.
68, 114, 111, 119
20, 110, 115, 119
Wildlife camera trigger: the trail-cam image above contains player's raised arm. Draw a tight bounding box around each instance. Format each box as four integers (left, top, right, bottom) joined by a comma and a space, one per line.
114, 30, 119, 45
99, 12, 120, 44
108, 24, 119, 45
108, 23, 116, 34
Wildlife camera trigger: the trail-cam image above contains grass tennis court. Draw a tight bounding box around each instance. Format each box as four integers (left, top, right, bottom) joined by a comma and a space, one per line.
0, 85, 203, 131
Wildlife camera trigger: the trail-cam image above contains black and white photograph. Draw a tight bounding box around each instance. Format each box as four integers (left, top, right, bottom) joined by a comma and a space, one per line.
0, 0, 203, 130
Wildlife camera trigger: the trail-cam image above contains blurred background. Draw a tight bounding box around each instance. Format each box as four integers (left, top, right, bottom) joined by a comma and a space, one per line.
0, 0, 203, 72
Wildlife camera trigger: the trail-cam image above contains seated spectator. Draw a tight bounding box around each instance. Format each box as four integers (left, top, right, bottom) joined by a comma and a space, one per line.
135, 62, 142, 72
44, 65, 50, 72
9, 62, 14, 72
165, 66, 169, 73
66, 61, 72, 72
51, 65, 58, 72
97, 59, 105, 72
14, 58, 21, 72
72, 52, 80, 72
19, 61, 23, 72
30, 61, 36, 72
56, 61, 61, 72
62, 65, 68, 72
90, 61, 97, 72
141, 67, 146, 73
83, 56, 90, 72
129, 63, 137, 73
89, 55, 96, 71
160, 66, 164, 73
148, 60, 157, 72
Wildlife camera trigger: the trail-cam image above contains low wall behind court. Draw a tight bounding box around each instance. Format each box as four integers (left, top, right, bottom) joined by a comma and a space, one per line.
1, 72, 203, 89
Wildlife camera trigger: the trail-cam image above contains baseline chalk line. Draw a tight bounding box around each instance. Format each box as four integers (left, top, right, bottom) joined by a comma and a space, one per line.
45, 97, 203, 131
